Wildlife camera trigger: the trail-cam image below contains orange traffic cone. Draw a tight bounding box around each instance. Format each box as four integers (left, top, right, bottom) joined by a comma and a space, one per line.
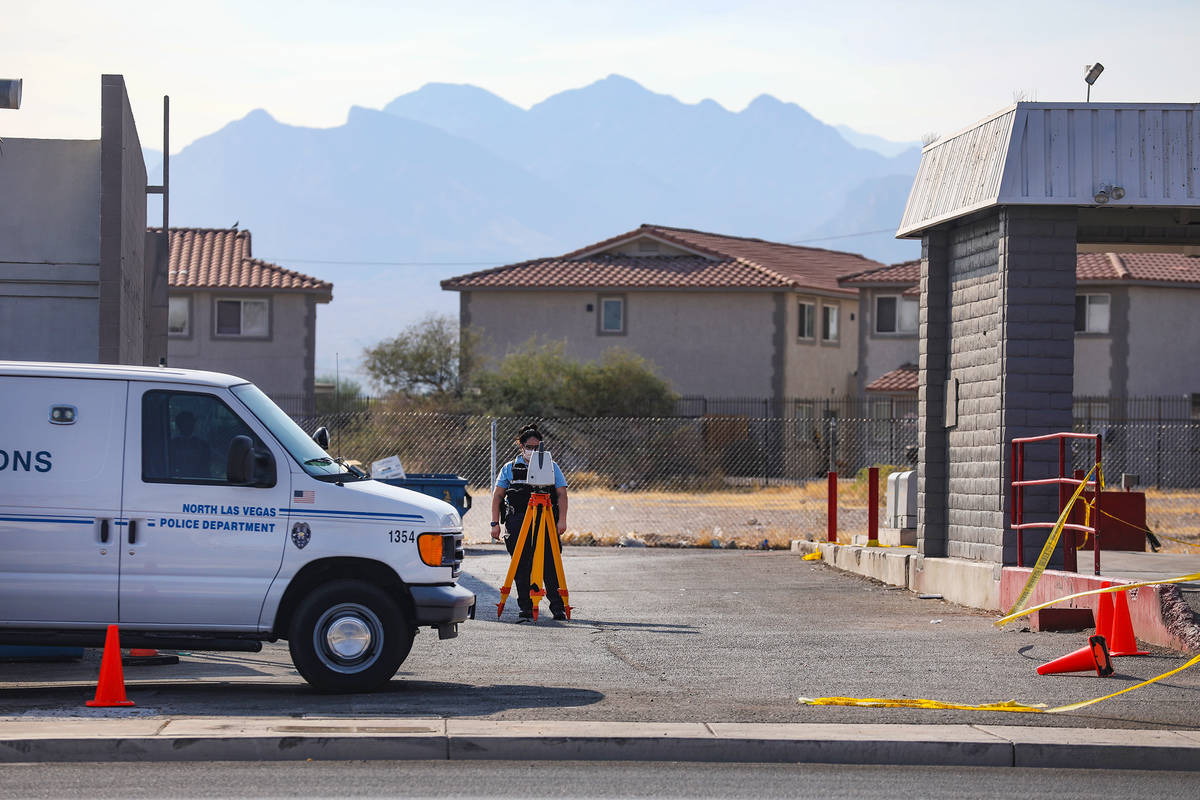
1094, 581, 1114, 640
1036, 635, 1114, 676
86, 625, 135, 707
1108, 588, 1149, 657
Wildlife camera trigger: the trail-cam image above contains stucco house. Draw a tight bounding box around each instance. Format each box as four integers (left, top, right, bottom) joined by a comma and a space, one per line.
161, 227, 333, 404
442, 224, 885, 400
838, 252, 1200, 402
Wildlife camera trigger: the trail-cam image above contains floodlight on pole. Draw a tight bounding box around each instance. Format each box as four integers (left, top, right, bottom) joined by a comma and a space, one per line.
0, 79, 22, 110
1084, 63, 1104, 102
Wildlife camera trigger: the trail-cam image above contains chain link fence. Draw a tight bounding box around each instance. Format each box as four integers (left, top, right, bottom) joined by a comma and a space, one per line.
287, 407, 1199, 553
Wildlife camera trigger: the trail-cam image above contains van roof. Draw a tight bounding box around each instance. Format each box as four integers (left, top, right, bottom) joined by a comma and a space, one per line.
0, 361, 248, 388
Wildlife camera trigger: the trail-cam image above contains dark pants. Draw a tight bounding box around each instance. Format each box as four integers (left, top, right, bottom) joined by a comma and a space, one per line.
504, 505, 564, 614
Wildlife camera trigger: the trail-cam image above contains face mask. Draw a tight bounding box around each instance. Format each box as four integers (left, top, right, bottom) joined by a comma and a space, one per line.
522, 447, 535, 460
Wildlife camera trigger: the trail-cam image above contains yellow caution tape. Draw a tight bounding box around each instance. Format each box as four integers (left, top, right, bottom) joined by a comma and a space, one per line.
1002, 465, 1097, 622
994, 570, 1200, 627
801, 551, 822, 561
800, 652, 1200, 714
1076, 497, 1200, 551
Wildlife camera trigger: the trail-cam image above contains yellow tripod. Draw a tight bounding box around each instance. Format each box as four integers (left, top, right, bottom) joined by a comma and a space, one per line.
496, 492, 571, 621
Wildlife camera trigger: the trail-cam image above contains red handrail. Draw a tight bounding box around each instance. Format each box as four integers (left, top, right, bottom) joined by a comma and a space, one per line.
1010, 432, 1102, 575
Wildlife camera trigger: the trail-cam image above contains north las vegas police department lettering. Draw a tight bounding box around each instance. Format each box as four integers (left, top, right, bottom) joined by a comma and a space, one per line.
164, 503, 279, 533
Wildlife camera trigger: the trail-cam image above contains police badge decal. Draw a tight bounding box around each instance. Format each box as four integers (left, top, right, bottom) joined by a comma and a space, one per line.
290, 521, 311, 549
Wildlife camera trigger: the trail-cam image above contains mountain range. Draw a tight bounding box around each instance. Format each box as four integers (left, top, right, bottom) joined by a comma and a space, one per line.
151, 75, 921, 380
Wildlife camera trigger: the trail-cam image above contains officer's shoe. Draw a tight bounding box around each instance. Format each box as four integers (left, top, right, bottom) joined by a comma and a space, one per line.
517, 611, 534, 623
551, 609, 568, 621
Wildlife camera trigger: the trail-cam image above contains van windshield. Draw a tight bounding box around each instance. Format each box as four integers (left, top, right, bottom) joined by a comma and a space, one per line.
231, 384, 361, 480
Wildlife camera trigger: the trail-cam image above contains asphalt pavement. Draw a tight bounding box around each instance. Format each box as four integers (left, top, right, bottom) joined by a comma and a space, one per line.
2, 547, 1200, 768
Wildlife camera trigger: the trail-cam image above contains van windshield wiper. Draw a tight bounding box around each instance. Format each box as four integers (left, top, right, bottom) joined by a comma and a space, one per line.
304, 457, 335, 466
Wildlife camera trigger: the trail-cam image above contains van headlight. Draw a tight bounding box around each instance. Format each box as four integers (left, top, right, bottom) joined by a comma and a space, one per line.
440, 511, 461, 529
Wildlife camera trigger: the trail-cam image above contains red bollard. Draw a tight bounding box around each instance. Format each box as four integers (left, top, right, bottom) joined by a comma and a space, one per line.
827, 471, 838, 542
867, 467, 879, 546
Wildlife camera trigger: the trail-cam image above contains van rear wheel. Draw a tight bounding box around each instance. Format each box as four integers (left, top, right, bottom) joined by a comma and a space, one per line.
288, 579, 413, 693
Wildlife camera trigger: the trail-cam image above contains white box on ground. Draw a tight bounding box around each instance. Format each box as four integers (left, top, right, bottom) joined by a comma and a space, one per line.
371, 455, 406, 479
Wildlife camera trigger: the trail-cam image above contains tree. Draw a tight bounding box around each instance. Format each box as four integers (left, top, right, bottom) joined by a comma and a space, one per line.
474, 338, 677, 417
362, 314, 477, 396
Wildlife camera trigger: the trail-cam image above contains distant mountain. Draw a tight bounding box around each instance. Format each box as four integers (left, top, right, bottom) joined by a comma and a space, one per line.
161, 75, 920, 380
834, 125, 921, 159
800, 174, 921, 265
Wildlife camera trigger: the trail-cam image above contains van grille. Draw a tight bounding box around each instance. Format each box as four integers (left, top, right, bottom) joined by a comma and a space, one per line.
446, 532, 464, 577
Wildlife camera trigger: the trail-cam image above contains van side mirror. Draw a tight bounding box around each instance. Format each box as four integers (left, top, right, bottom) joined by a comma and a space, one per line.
312, 426, 330, 450
227, 435, 277, 487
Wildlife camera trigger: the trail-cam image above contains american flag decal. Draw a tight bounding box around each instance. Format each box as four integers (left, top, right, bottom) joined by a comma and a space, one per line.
293, 490, 315, 504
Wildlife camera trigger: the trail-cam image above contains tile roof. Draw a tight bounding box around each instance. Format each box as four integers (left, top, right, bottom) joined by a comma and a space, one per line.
840, 254, 1200, 288
442, 224, 885, 293
865, 364, 918, 393
155, 228, 332, 299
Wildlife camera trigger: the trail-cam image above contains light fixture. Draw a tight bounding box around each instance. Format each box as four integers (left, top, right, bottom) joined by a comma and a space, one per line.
0, 78, 21, 110
1094, 188, 1109, 204
1084, 63, 1104, 102
1094, 183, 1126, 204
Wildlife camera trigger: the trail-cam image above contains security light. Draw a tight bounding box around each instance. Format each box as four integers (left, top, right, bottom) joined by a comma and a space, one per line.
0, 79, 21, 110
1084, 63, 1104, 101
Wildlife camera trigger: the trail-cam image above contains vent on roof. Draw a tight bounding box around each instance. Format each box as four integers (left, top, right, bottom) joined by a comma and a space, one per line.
637, 240, 660, 253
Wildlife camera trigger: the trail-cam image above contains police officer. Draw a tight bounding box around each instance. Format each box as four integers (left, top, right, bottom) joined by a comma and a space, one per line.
489, 424, 569, 622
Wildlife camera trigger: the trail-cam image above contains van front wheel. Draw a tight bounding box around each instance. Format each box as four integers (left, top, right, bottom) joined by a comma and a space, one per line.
288, 580, 413, 692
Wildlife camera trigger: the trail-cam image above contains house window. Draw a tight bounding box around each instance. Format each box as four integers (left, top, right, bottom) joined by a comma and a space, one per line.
167, 296, 190, 337
1075, 294, 1110, 334
215, 298, 270, 338
821, 304, 839, 343
875, 295, 918, 334
797, 301, 815, 340
599, 296, 625, 335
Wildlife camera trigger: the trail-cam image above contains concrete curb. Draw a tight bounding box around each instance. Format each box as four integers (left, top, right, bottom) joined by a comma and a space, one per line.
2, 718, 1200, 770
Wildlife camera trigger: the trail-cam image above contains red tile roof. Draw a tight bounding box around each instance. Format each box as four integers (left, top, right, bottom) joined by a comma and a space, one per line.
865, 364, 918, 393
840, 254, 1200, 288
442, 224, 885, 293
154, 228, 332, 300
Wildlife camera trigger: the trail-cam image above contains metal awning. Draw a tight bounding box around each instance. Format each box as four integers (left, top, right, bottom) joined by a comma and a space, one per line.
897, 102, 1200, 239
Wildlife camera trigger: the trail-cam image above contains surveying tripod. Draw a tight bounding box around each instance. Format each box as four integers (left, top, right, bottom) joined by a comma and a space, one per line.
496, 492, 572, 621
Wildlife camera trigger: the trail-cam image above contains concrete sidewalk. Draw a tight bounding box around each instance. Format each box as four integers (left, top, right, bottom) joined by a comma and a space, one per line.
2, 717, 1200, 770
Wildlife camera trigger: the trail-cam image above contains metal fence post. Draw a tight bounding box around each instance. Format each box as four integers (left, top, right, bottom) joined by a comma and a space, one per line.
489, 418, 498, 490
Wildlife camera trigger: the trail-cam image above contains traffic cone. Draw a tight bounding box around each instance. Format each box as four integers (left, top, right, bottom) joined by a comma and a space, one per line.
1036, 635, 1114, 676
1108, 588, 1149, 657
86, 625, 135, 707
1094, 581, 1114, 640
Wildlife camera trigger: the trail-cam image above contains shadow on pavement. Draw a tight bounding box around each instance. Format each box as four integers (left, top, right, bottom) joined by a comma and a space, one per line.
0, 679, 606, 717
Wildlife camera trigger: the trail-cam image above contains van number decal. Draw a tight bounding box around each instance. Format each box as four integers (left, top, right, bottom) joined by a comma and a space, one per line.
388, 530, 414, 544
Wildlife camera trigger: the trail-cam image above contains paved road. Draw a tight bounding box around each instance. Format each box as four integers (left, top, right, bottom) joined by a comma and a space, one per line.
1, 760, 1196, 799
2, 547, 1198, 730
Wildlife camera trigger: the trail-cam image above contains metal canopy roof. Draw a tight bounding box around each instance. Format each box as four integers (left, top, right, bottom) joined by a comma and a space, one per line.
897, 102, 1200, 239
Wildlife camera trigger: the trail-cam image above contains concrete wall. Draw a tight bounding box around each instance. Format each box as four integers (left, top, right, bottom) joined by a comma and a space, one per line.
783, 293, 858, 398
0, 139, 102, 362
99, 74, 154, 366
462, 289, 779, 397
167, 290, 315, 397
856, 288, 919, 392
919, 207, 1078, 567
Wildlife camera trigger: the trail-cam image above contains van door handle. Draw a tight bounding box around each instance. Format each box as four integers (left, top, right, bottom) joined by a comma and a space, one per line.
99, 519, 110, 544
128, 520, 137, 545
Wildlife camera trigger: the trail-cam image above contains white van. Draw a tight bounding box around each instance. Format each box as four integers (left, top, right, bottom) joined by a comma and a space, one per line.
0, 362, 475, 692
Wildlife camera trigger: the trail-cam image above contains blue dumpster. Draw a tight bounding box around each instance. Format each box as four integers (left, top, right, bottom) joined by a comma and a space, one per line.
378, 473, 472, 519
0, 645, 84, 661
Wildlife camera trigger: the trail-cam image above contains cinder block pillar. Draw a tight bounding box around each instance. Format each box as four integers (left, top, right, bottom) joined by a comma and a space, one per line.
999, 207, 1077, 566
918, 229, 949, 558
918, 207, 1077, 567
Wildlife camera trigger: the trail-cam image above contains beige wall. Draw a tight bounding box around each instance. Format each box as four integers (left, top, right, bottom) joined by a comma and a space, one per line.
783, 292, 859, 397
1125, 285, 1200, 395
167, 290, 314, 398
857, 288, 919, 390
464, 289, 780, 397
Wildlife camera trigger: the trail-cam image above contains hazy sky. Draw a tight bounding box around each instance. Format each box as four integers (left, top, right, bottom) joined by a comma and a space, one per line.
5, 0, 1198, 152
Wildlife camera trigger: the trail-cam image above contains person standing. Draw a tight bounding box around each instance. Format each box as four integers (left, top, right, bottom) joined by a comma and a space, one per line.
490, 424, 569, 622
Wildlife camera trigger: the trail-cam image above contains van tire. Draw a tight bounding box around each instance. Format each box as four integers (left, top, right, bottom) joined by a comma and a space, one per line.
288, 579, 413, 693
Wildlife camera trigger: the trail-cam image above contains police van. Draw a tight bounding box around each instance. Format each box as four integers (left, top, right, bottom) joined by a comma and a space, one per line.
0, 362, 474, 692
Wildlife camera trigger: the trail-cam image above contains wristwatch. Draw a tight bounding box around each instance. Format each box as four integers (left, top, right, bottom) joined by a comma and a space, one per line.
490, 521, 499, 528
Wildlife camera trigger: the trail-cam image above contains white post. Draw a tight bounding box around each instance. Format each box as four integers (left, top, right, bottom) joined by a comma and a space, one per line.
489, 419, 498, 489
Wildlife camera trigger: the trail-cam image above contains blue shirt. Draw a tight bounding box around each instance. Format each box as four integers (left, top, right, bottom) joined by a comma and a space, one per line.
495, 455, 567, 490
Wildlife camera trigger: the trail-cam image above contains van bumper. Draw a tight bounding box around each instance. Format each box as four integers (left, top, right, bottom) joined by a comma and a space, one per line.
409, 584, 476, 632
